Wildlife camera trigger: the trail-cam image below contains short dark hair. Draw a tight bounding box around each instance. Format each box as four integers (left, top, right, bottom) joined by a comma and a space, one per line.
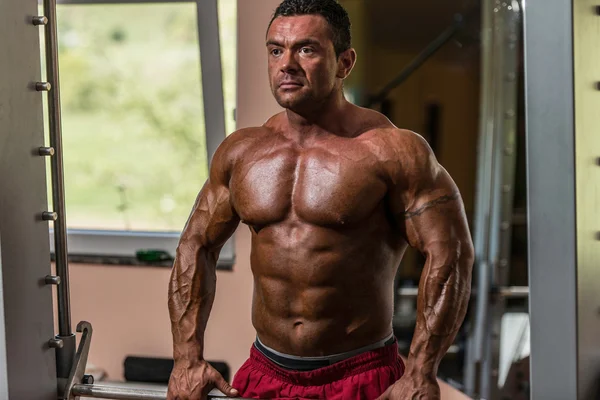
268, 0, 352, 57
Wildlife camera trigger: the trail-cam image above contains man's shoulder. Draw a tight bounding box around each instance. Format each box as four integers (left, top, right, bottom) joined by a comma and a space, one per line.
219, 111, 288, 154
353, 108, 427, 148
216, 125, 274, 159
359, 122, 436, 186
386, 129, 431, 156
224, 125, 273, 145
363, 123, 432, 162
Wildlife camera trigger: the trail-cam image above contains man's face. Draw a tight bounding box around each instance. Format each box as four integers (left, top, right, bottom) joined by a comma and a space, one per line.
266, 15, 340, 111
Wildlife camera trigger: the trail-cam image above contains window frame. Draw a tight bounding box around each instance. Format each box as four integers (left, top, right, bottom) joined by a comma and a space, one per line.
51, 0, 234, 269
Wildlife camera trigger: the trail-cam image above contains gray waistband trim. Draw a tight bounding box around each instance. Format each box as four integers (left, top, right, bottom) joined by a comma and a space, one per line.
255, 332, 395, 364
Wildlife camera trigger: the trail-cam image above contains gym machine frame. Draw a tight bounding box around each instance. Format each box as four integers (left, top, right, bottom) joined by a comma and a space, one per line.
464, 1, 521, 399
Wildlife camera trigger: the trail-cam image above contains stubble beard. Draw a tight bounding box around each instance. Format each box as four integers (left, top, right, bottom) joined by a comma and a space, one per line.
273, 87, 313, 111
273, 85, 336, 116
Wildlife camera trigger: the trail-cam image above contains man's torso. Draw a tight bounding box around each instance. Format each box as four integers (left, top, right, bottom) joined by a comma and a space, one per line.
226, 110, 412, 356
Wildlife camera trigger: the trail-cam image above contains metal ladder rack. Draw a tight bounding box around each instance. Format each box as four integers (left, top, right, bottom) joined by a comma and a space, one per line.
464, 1, 524, 399
35, 0, 239, 398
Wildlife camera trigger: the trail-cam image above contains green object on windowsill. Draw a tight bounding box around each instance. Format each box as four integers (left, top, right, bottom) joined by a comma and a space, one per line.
135, 249, 173, 263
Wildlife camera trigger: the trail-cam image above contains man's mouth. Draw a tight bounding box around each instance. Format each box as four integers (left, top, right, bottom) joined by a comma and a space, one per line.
279, 81, 303, 89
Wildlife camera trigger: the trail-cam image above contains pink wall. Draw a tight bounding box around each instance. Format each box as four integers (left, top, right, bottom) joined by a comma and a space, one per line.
69, 227, 256, 381
236, 0, 283, 126
68, 0, 282, 381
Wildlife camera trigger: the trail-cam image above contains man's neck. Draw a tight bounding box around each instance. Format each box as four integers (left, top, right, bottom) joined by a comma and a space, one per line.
285, 91, 356, 138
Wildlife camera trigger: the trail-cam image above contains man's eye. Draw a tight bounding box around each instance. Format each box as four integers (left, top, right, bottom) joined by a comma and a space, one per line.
271, 49, 282, 56
300, 47, 314, 54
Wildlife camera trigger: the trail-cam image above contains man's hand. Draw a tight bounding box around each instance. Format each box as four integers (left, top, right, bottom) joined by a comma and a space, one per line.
376, 372, 440, 400
167, 359, 239, 400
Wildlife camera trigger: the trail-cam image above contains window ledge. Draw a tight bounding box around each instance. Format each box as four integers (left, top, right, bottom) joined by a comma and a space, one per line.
49, 229, 235, 270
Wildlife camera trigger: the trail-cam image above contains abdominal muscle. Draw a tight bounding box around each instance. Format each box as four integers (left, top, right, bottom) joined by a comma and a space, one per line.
249, 223, 405, 357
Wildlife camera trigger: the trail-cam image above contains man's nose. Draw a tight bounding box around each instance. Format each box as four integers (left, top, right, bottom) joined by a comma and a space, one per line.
280, 50, 299, 74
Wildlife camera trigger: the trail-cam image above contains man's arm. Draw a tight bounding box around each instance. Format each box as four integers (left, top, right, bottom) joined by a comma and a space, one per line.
381, 131, 474, 399
167, 139, 241, 399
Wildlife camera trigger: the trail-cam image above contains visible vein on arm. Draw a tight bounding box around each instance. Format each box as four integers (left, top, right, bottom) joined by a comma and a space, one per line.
404, 192, 460, 220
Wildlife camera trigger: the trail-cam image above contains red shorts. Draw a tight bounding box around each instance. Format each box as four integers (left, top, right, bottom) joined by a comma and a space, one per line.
232, 342, 405, 400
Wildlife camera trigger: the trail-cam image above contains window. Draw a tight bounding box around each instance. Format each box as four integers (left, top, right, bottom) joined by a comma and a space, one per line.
41, 0, 236, 268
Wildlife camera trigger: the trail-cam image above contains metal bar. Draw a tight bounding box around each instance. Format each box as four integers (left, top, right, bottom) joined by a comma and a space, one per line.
71, 384, 254, 400
366, 14, 463, 107
464, 0, 495, 394
44, 0, 72, 337
72, 384, 167, 400
196, 0, 226, 163
43, 0, 78, 389
1, 0, 60, 396
487, 3, 522, 399
524, 0, 579, 398
497, 286, 528, 298
466, 2, 522, 398
397, 286, 529, 299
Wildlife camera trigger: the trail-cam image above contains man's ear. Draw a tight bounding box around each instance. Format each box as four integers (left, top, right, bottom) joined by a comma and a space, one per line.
337, 48, 357, 79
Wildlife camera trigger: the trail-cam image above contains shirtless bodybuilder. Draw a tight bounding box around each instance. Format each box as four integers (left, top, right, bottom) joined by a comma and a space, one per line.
168, 1, 474, 399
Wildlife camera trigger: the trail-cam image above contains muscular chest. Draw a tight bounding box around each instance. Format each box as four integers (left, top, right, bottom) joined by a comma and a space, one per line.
230, 146, 388, 227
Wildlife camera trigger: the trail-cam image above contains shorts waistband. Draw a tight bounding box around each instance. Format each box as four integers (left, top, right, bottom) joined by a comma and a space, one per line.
254, 333, 395, 371
248, 339, 402, 386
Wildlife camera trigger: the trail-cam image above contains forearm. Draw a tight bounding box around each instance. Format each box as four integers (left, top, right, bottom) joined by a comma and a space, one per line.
406, 243, 473, 378
168, 240, 220, 362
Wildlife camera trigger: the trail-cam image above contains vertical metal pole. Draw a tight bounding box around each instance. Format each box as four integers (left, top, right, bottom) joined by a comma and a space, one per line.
465, 0, 495, 395
43, 0, 71, 338
42, 0, 77, 390
466, 2, 521, 399
487, 3, 521, 398
524, 0, 578, 398
1, 0, 59, 396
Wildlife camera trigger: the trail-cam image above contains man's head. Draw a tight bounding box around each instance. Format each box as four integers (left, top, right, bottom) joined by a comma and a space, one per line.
266, 0, 356, 113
